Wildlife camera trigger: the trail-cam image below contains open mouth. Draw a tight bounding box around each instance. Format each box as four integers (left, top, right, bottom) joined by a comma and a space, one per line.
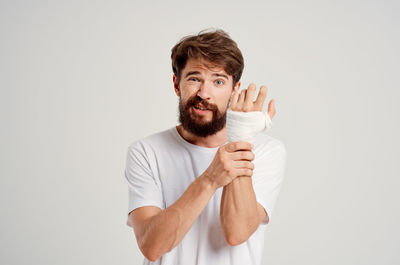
192, 105, 211, 114
193, 104, 208, 111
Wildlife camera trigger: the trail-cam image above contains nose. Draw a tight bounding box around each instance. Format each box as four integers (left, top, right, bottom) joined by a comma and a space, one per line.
196, 81, 211, 100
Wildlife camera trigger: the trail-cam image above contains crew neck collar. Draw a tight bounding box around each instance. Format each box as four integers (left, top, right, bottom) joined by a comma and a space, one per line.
171, 126, 228, 153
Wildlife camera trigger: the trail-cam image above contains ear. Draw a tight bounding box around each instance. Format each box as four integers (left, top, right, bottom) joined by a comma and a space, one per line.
173, 75, 180, 97
232, 81, 241, 95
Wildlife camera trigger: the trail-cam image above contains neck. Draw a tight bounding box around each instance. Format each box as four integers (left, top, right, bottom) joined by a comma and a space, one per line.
176, 124, 228, 148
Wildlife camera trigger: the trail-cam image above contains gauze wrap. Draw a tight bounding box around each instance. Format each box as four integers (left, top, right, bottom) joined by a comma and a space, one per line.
226, 109, 272, 143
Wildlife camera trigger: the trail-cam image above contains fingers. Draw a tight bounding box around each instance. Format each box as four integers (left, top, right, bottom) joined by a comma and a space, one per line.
233, 160, 254, 170
236, 168, 253, 177
230, 91, 239, 110
243, 83, 256, 111
235, 84, 268, 112
237, 89, 246, 107
233, 161, 254, 178
224, 141, 253, 152
268, 98, 276, 119
254, 85, 267, 111
231, 151, 255, 161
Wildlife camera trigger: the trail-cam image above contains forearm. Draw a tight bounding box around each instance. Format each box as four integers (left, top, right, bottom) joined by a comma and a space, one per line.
220, 176, 260, 245
141, 173, 217, 260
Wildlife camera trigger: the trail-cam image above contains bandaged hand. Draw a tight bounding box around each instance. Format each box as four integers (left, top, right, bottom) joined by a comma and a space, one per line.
227, 83, 276, 142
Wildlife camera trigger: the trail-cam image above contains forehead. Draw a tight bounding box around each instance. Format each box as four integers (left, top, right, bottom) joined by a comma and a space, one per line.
183, 58, 230, 77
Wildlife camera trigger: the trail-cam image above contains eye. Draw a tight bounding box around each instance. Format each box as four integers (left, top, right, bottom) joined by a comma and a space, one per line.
215, 79, 224, 85
189, 77, 199, 82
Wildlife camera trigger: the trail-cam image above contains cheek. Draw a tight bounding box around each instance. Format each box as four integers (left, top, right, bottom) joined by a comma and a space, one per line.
180, 93, 196, 107
180, 84, 199, 98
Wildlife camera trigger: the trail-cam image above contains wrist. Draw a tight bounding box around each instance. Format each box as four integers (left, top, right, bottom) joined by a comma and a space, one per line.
199, 172, 219, 192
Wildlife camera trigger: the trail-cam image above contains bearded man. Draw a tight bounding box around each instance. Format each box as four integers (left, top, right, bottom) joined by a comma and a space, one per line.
125, 28, 287, 265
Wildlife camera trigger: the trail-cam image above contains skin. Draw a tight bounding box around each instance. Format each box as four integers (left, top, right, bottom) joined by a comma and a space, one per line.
128, 57, 277, 261
220, 82, 277, 245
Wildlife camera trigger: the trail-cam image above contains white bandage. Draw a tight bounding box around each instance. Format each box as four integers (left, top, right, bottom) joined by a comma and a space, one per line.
226, 109, 272, 142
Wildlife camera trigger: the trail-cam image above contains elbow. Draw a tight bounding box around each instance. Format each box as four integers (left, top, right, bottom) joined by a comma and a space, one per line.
145, 253, 160, 262
139, 237, 175, 262
140, 245, 161, 262
226, 235, 246, 247
139, 240, 165, 262
225, 234, 248, 246
222, 222, 256, 246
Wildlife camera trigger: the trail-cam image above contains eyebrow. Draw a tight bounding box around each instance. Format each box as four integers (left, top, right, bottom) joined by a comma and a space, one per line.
184, 71, 229, 80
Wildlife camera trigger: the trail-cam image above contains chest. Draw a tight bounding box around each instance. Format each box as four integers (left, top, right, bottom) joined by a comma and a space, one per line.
151, 148, 216, 207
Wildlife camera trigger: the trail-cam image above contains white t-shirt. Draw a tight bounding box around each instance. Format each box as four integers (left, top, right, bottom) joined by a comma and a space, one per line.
125, 126, 287, 265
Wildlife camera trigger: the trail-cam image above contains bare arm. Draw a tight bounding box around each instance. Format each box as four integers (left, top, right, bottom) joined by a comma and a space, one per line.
220, 176, 268, 246
221, 83, 276, 245
129, 173, 218, 261
129, 141, 255, 261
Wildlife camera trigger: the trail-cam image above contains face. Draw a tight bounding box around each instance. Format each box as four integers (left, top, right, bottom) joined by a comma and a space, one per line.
173, 58, 240, 137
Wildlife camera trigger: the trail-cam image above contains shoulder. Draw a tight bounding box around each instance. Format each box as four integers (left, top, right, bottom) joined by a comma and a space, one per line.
128, 127, 175, 153
125, 128, 177, 171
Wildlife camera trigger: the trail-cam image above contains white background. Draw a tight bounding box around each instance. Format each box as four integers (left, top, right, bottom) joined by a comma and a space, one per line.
1, 0, 399, 264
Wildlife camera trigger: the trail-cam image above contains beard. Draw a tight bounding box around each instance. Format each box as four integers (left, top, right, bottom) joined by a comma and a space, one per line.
178, 95, 228, 138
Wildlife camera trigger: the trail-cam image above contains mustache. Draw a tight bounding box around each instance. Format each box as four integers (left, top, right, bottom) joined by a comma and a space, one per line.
186, 96, 217, 111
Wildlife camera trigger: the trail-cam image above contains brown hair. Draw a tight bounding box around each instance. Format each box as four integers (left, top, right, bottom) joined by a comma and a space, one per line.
171, 28, 244, 87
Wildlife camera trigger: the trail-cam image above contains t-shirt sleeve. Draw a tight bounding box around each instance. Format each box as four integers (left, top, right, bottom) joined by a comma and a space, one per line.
252, 141, 287, 225
124, 143, 164, 227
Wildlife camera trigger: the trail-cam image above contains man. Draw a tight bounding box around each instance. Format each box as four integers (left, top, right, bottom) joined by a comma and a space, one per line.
125, 29, 287, 265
